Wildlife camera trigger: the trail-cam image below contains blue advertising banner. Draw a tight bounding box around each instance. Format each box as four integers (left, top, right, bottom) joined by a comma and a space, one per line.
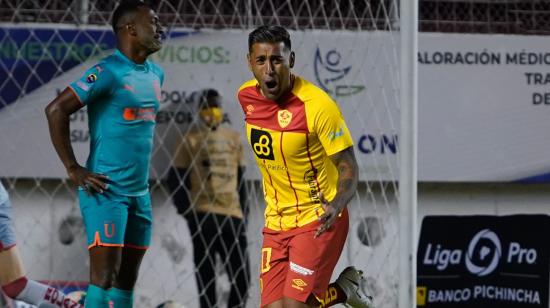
0, 27, 191, 109
0, 28, 115, 108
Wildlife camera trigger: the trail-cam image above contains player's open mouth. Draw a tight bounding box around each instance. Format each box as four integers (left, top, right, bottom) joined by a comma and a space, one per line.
265, 80, 278, 90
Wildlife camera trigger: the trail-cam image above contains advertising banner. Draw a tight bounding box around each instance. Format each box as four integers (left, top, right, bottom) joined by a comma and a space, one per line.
417, 215, 550, 307
1, 26, 550, 181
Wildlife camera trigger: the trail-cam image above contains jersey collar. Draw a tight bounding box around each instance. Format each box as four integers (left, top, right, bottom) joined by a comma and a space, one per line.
114, 49, 150, 72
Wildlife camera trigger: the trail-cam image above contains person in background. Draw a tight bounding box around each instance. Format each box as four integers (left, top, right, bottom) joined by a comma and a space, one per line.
168, 89, 250, 308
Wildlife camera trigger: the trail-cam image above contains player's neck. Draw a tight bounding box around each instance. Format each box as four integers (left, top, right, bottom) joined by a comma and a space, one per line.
276, 74, 296, 104
117, 45, 148, 64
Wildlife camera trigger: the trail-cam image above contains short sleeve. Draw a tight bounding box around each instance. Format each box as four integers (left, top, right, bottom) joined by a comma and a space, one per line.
314, 98, 354, 156
172, 135, 193, 169
68, 63, 114, 106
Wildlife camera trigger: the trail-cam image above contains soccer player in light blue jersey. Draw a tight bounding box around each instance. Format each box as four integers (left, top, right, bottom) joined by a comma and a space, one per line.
45, 1, 164, 307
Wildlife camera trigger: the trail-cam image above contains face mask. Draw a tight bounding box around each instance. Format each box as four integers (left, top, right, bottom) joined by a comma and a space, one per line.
200, 107, 224, 128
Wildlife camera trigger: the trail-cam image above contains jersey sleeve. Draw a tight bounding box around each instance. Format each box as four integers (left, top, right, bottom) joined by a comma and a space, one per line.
172, 135, 193, 169
314, 97, 354, 156
68, 63, 114, 106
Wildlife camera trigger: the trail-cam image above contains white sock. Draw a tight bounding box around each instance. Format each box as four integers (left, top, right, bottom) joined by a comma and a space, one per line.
15, 279, 82, 308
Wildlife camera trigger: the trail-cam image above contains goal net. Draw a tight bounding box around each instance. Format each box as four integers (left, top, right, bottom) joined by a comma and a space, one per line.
0, 1, 402, 307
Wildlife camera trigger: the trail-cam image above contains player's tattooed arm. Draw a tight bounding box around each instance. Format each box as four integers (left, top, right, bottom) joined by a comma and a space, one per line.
315, 146, 358, 237
45, 88, 108, 194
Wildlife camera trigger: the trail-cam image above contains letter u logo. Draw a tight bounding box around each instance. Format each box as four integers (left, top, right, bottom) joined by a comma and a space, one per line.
104, 223, 115, 238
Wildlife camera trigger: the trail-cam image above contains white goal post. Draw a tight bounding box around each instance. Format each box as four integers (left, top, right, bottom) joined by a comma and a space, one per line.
0, 1, 413, 307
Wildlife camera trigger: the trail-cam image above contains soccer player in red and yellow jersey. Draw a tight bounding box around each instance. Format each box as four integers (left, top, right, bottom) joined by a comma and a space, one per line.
237, 26, 374, 308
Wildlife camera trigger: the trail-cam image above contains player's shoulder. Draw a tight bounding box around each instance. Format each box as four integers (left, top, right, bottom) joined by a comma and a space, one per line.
147, 60, 164, 78
100, 53, 125, 70
238, 79, 258, 93
293, 76, 338, 108
90, 54, 124, 78
237, 79, 260, 107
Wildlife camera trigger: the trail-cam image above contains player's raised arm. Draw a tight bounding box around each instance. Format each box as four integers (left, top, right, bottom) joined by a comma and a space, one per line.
45, 88, 108, 193
316, 146, 359, 237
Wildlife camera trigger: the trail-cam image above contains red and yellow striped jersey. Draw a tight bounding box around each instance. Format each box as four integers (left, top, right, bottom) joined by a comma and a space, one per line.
237, 75, 353, 231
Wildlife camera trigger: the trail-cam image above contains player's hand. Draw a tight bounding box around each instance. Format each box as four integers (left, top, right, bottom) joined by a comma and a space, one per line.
67, 165, 109, 194
315, 192, 344, 238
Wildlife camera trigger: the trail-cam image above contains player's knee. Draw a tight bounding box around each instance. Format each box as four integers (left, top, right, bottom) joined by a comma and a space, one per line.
1, 277, 28, 299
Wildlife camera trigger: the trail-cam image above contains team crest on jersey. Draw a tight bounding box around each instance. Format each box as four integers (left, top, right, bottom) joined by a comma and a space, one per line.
246, 104, 254, 115
277, 109, 292, 128
86, 73, 97, 83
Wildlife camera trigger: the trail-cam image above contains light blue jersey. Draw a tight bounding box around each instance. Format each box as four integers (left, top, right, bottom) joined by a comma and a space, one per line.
70, 49, 164, 196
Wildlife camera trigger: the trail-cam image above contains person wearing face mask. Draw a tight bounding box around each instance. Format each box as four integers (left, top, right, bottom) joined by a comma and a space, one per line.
167, 89, 250, 308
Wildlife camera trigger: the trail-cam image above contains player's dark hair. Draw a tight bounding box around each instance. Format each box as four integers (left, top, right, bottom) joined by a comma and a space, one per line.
248, 26, 291, 52
111, 0, 149, 33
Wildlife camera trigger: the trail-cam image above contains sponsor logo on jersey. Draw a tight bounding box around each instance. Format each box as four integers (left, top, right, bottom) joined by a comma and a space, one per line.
250, 128, 274, 160
123, 107, 156, 121
328, 127, 344, 140
304, 169, 320, 204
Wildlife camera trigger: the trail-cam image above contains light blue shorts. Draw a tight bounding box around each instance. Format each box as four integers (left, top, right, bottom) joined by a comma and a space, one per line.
0, 198, 16, 251
78, 190, 152, 250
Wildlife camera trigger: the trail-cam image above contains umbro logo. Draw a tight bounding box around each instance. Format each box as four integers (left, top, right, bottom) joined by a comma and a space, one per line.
291, 279, 308, 291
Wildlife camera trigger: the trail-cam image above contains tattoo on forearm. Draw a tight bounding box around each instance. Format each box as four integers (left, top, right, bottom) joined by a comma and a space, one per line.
337, 160, 356, 197
331, 148, 359, 206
